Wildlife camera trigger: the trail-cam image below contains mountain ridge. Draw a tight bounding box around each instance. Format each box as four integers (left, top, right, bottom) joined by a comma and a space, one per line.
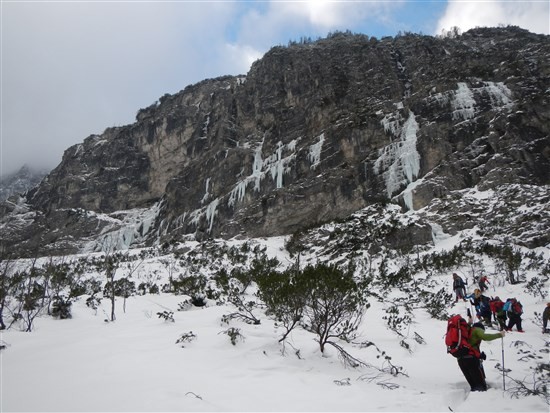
1, 26, 549, 258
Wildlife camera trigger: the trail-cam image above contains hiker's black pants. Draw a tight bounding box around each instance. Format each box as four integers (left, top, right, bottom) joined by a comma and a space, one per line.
507, 313, 522, 331
458, 356, 487, 391
496, 315, 507, 330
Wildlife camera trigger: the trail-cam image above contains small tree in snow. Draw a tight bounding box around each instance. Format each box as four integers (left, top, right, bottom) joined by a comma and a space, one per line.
524, 276, 548, 300
256, 264, 306, 343
160, 256, 178, 292
215, 268, 261, 325
8, 259, 48, 332
97, 252, 121, 322
300, 263, 367, 354
220, 327, 245, 346
0, 253, 18, 330
104, 278, 136, 314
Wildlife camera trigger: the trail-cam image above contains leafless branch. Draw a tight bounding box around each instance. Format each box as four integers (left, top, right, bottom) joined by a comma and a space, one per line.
185, 392, 203, 400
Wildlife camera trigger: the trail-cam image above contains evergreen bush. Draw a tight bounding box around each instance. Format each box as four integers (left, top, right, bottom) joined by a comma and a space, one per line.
300, 263, 367, 353
175, 331, 197, 347
51, 295, 72, 319
157, 311, 175, 322
221, 327, 244, 346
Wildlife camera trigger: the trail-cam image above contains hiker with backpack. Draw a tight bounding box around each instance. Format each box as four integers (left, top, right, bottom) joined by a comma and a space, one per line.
446, 314, 506, 392
478, 275, 490, 292
452, 273, 467, 303
489, 296, 507, 331
478, 296, 493, 326
465, 288, 482, 308
467, 289, 492, 325
504, 298, 524, 332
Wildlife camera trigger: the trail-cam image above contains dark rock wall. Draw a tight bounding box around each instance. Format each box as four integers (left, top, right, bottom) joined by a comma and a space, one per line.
2, 27, 549, 256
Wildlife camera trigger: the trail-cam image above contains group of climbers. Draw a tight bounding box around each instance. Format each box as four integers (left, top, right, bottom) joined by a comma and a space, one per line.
446, 272, 549, 393
451, 274, 525, 332
451, 272, 491, 302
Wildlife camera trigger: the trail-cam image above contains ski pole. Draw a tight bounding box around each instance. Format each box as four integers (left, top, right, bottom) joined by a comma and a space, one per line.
501, 336, 506, 391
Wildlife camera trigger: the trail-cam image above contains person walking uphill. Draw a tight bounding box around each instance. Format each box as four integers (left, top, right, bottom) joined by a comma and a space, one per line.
457, 323, 505, 392
467, 289, 492, 326
504, 298, 524, 332
478, 275, 490, 293
452, 273, 467, 303
490, 297, 507, 331
541, 302, 550, 334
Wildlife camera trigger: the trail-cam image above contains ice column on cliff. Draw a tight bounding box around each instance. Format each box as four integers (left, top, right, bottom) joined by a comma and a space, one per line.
269, 142, 285, 189
452, 82, 476, 120
308, 133, 325, 169
375, 111, 420, 201
228, 138, 298, 207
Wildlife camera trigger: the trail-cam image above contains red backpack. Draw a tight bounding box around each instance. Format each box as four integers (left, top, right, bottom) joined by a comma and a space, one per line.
490, 299, 504, 313
504, 298, 523, 315
512, 300, 523, 315
445, 315, 480, 358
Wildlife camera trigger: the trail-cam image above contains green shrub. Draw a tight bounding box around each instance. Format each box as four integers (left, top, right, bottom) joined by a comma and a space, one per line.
51, 295, 72, 319
256, 267, 306, 342
220, 327, 244, 345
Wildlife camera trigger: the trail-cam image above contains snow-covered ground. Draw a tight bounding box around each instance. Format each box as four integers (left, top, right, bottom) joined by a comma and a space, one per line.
1, 235, 548, 412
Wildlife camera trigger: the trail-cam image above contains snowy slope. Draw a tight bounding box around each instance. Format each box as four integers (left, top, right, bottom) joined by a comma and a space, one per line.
1, 235, 548, 412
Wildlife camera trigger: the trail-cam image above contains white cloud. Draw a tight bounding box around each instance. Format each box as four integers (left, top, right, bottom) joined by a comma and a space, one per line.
267, 0, 401, 32
1, 2, 239, 174
277, 0, 350, 28
277, 0, 403, 30
435, 0, 550, 35
224, 44, 264, 74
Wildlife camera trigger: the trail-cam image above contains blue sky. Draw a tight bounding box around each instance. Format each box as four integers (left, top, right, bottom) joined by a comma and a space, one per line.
1, 0, 549, 175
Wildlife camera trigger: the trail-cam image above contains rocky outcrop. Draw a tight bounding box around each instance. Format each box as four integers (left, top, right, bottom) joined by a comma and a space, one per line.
420, 184, 550, 249
0, 165, 48, 202
1, 27, 549, 257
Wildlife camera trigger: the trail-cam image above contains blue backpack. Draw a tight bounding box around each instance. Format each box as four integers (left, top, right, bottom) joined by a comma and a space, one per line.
503, 298, 522, 315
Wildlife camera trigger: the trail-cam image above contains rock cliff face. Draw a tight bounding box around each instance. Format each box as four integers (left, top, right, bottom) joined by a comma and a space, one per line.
2, 27, 549, 257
